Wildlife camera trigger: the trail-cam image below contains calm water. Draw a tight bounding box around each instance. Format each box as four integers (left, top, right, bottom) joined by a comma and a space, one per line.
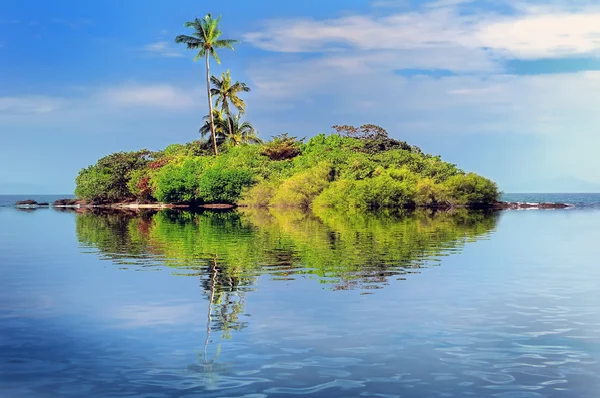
2, 198, 600, 397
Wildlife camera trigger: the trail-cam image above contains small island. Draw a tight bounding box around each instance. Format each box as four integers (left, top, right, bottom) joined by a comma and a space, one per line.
69, 124, 506, 211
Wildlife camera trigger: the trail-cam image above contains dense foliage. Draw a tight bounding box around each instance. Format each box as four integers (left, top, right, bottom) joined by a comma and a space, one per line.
75, 150, 151, 202
74, 127, 501, 208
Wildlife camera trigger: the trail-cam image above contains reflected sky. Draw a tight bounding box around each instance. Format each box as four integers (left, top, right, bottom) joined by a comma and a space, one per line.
1, 207, 600, 397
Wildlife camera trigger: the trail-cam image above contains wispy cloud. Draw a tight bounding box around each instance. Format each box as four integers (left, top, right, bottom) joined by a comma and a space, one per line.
99, 83, 196, 109
0, 83, 197, 119
0, 96, 66, 115
245, 1, 600, 65
143, 41, 184, 58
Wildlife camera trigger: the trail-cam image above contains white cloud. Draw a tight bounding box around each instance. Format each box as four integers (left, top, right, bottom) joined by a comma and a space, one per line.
245, 1, 600, 67
0, 84, 199, 121
99, 84, 196, 109
0, 96, 65, 115
0, 83, 205, 137
143, 41, 184, 58
477, 11, 600, 59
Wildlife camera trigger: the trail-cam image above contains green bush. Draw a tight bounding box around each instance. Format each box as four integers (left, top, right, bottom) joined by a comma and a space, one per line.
414, 178, 451, 207
74, 150, 151, 201
314, 169, 417, 209
260, 134, 303, 161
240, 180, 278, 208
127, 169, 154, 201
152, 157, 211, 203
198, 168, 255, 204
443, 173, 500, 205
270, 163, 331, 209
75, 167, 114, 202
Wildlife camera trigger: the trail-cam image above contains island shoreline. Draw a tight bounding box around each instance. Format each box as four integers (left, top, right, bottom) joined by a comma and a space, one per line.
14, 199, 572, 211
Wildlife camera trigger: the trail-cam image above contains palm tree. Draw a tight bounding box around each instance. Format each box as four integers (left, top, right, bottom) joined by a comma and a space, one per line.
210, 70, 250, 137
200, 109, 227, 148
215, 113, 262, 147
175, 14, 238, 156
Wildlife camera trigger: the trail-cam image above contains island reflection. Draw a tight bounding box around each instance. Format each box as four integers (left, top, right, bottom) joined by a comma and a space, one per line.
76, 207, 497, 335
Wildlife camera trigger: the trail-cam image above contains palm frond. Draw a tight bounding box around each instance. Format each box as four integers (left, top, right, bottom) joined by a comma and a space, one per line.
209, 75, 222, 88
213, 39, 239, 50
209, 47, 221, 64
183, 19, 202, 30
230, 82, 250, 93
175, 34, 202, 47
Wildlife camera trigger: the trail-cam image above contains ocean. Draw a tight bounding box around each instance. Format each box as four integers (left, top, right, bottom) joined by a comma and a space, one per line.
2, 194, 600, 396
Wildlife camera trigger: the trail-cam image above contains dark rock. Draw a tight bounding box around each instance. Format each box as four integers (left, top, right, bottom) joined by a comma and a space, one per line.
52, 198, 79, 206
37, 202, 49, 206
15, 199, 38, 205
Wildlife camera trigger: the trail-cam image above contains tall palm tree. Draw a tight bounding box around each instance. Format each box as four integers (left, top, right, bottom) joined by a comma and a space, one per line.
215, 113, 262, 147
210, 70, 250, 137
175, 14, 238, 156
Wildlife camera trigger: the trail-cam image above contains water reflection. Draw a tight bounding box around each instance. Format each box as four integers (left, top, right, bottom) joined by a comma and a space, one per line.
76, 208, 498, 345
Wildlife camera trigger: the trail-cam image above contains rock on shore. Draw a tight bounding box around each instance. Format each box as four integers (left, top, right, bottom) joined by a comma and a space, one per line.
14, 200, 49, 206
15, 199, 39, 205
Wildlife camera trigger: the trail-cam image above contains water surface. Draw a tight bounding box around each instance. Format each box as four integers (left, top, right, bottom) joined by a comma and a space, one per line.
1, 203, 600, 397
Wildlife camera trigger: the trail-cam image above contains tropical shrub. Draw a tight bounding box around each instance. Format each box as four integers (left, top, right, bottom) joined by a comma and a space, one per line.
443, 173, 501, 205
152, 157, 211, 203
240, 180, 279, 208
414, 178, 451, 207
314, 169, 417, 209
270, 163, 331, 208
197, 167, 255, 204
74, 150, 151, 201
127, 169, 154, 201
260, 134, 303, 161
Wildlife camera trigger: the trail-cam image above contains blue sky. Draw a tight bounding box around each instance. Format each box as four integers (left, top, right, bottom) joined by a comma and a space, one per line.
2, 0, 600, 194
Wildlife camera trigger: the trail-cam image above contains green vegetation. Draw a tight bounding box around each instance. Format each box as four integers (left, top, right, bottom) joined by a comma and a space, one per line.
74, 127, 500, 208
74, 13, 501, 209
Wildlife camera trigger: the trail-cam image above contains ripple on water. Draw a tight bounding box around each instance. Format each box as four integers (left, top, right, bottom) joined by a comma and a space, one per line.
264, 379, 366, 395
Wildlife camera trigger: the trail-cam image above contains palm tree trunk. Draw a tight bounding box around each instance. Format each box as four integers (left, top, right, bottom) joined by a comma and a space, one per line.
206, 53, 218, 156
225, 105, 234, 146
